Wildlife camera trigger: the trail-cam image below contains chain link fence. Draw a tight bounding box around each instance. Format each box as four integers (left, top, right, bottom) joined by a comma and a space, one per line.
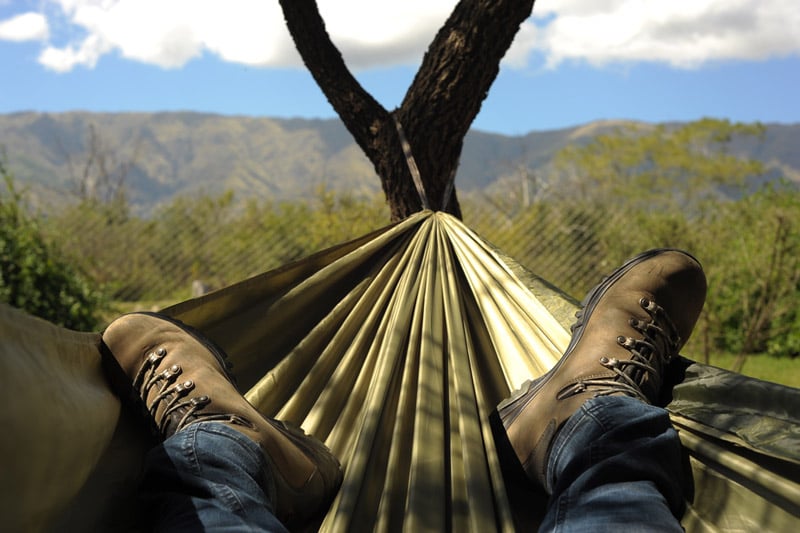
33, 189, 636, 308
3, 139, 799, 383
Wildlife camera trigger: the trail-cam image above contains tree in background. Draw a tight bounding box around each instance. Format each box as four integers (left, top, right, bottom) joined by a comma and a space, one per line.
702, 184, 800, 367
47, 123, 142, 300
0, 155, 105, 330
65, 122, 139, 208
279, 0, 535, 220
545, 119, 800, 364
552, 119, 766, 212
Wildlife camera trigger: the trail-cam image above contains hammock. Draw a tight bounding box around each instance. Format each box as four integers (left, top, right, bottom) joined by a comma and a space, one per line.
2, 211, 798, 532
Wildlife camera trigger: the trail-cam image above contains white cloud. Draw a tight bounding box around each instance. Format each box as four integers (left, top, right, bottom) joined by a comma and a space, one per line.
0, 12, 48, 42
34, 0, 453, 72
39, 32, 110, 72
526, 0, 800, 68
20, 0, 800, 73
317, 1, 453, 68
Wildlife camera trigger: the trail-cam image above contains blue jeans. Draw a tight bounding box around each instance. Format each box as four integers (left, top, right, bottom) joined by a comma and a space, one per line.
541, 396, 685, 532
141, 397, 684, 532
140, 422, 288, 532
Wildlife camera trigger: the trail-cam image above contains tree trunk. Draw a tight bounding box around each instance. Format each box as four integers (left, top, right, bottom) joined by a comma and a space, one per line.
279, 0, 535, 221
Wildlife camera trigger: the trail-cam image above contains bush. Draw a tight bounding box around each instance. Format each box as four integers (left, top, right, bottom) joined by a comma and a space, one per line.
0, 159, 106, 331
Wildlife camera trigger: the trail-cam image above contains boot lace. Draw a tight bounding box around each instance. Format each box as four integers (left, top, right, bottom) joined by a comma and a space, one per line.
133, 347, 253, 437
563, 297, 682, 402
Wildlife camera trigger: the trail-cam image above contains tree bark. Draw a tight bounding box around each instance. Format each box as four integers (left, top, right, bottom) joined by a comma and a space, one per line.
279, 0, 535, 221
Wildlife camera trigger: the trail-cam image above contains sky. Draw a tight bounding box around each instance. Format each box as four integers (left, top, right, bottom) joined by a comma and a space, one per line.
0, 0, 798, 136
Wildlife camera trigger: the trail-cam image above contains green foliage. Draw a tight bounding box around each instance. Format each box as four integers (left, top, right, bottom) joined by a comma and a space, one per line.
41, 184, 389, 302
6, 117, 798, 380
701, 182, 800, 358
0, 157, 106, 331
553, 119, 766, 210
470, 119, 800, 367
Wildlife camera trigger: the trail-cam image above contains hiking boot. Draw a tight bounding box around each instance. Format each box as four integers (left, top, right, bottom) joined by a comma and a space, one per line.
497, 248, 706, 490
101, 312, 343, 528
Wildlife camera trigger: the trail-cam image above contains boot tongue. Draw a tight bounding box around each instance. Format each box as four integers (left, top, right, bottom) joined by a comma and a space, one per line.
159, 393, 207, 436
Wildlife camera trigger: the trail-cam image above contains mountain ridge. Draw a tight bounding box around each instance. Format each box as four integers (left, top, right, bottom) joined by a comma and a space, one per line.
1, 111, 797, 212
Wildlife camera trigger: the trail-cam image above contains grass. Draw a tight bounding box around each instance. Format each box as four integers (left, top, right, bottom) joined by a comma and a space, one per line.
683, 350, 800, 389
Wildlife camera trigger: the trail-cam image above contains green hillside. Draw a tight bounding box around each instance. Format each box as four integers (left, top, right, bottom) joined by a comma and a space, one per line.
0, 111, 797, 214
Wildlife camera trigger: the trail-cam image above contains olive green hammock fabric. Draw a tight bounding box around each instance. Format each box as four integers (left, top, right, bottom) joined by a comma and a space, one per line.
1, 211, 798, 532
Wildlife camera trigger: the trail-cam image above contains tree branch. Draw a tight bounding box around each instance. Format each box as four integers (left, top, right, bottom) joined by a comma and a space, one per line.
279, 0, 424, 220
279, 1, 387, 150
279, 0, 536, 220
397, 0, 535, 211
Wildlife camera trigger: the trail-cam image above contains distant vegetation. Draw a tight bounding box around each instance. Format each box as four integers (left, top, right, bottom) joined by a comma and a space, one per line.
46, 185, 388, 303
1, 112, 797, 213
1, 118, 798, 386
0, 156, 105, 330
468, 120, 800, 373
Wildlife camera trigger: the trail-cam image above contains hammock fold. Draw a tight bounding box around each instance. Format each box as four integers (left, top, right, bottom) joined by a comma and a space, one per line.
1, 211, 798, 532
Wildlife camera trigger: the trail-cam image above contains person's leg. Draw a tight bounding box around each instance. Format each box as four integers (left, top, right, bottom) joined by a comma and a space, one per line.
496, 249, 706, 531
540, 396, 684, 532
141, 422, 288, 532
101, 312, 343, 531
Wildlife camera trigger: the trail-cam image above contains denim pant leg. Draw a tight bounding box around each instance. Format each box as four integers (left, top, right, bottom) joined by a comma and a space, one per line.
540, 396, 686, 533
140, 422, 289, 533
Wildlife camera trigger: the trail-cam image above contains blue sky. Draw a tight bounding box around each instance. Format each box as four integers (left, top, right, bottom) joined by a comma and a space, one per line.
1, 0, 798, 136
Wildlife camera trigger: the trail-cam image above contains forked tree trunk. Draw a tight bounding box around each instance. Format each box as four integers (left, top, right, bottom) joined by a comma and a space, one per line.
279, 0, 536, 221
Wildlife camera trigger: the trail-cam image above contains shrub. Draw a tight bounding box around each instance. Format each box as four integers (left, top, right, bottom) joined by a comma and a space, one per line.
0, 159, 106, 331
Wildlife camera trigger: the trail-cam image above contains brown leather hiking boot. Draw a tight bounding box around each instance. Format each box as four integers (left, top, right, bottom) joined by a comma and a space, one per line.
497, 249, 706, 490
101, 312, 343, 529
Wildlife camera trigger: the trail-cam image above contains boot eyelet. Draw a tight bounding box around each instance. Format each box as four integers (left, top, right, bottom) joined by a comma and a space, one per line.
629, 317, 646, 328
600, 357, 619, 368
191, 396, 211, 407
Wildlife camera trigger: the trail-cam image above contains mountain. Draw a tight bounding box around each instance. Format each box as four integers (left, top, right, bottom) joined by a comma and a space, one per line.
1, 111, 797, 213
0, 112, 380, 211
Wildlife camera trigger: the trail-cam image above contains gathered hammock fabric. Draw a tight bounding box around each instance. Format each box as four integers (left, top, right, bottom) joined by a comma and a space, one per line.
2, 210, 799, 532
